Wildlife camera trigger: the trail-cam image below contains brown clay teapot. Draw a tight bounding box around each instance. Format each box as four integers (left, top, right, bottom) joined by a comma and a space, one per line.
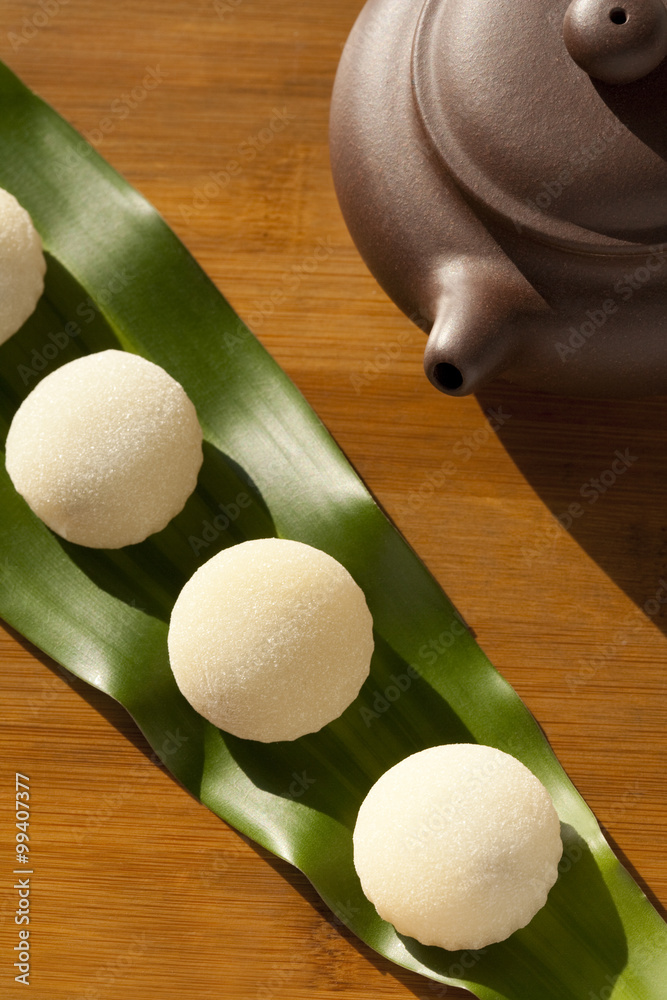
329, 0, 667, 396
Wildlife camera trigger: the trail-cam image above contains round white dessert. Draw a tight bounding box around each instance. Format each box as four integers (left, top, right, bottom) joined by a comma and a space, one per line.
0, 187, 46, 345
353, 743, 562, 951
5, 349, 203, 548
168, 537, 374, 742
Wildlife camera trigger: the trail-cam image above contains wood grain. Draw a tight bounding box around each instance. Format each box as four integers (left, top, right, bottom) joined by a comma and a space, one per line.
1, 2, 666, 998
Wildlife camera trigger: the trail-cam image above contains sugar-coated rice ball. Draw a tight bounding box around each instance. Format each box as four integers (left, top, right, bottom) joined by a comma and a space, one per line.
5, 349, 203, 548
0, 187, 46, 345
168, 537, 374, 742
353, 743, 562, 951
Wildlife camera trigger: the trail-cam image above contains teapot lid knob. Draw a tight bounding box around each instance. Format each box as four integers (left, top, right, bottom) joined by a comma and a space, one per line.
563, 0, 667, 83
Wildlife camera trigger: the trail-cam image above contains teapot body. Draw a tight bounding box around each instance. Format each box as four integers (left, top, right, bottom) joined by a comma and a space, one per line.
329, 0, 667, 396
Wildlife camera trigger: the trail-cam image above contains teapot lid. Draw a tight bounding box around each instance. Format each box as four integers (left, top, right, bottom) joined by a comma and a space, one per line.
412, 0, 667, 251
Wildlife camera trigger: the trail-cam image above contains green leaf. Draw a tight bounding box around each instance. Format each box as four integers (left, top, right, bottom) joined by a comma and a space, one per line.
0, 60, 665, 1000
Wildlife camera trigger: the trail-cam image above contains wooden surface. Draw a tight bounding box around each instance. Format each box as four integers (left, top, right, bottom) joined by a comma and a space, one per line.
1, 2, 666, 998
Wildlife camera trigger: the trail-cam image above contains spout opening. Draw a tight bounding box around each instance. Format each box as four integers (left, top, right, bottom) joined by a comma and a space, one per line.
432, 362, 464, 392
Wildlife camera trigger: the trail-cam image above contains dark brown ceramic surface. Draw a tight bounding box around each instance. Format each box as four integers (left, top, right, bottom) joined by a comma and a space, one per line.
330, 0, 667, 396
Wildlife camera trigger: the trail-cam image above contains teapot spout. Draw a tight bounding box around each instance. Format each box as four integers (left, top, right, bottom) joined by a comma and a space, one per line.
423, 258, 548, 396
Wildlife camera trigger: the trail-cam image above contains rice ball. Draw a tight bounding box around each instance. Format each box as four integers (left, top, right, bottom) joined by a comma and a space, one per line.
5, 349, 203, 548
168, 537, 374, 742
0, 187, 46, 344
353, 744, 562, 951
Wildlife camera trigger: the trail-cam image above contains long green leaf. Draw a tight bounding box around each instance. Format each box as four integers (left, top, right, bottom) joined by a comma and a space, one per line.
0, 61, 665, 1000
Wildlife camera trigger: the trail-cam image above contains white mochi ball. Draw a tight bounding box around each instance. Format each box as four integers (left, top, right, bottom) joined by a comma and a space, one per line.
168, 537, 374, 742
353, 744, 562, 951
0, 188, 46, 344
5, 350, 203, 548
